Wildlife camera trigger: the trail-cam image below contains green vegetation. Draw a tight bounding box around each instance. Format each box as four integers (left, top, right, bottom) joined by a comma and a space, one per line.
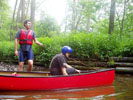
0, 41, 15, 60
0, 33, 132, 66
34, 33, 133, 60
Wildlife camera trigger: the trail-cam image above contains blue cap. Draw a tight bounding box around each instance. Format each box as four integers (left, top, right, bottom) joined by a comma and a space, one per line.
62, 46, 72, 55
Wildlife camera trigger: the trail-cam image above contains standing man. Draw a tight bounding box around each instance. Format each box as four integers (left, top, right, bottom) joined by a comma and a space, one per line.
49, 46, 80, 75
15, 20, 43, 71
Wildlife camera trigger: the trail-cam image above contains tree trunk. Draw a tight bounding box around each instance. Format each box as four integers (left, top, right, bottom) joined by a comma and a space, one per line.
116, 11, 121, 31
21, 0, 25, 25
10, 0, 18, 40
108, 0, 116, 34
16, 0, 22, 30
116, 67, 133, 74
12, 0, 18, 22
75, 14, 81, 31
16, 0, 22, 23
120, 0, 127, 37
71, 0, 76, 32
86, 0, 90, 32
25, 0, 31, 19
30, 0, 36, 29
86, 17, 90, 32
114, 62, 133, 67
110, 57, 133, 62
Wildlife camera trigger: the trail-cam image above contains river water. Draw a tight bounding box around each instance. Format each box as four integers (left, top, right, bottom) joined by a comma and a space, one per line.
0, 74, 133, 100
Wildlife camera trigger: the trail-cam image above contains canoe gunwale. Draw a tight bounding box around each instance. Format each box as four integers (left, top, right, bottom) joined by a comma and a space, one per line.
0, 68, 115, 78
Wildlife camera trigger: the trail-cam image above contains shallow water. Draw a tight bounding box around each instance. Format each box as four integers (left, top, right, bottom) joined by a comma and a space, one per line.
0, 74, 133, 100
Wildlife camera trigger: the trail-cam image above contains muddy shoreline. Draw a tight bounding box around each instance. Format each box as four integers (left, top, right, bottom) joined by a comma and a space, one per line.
0, 62, 46, 71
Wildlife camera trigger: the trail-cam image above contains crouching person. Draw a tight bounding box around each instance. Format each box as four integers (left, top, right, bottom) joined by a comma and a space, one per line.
49, 46, 80, 75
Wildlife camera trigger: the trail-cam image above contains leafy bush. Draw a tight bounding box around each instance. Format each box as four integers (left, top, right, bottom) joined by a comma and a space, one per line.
33, 37, 61, 66
0, 41, 15, 60
95, 34, 121, 57
118, 39, 133, 57
68, 33, 96, 59
0, 33, 132, 67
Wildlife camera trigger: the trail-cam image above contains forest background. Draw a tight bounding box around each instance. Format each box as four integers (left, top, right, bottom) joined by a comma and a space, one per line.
0, 0, 132, 67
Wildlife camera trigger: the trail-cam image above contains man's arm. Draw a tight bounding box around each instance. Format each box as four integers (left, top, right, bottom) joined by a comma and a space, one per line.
14, 30, 21, 56
61, 67, 68, 75
63, 63, 72, 68
64, 63, 80, 74
15, 38, 18, 56
34, 38, 43, 47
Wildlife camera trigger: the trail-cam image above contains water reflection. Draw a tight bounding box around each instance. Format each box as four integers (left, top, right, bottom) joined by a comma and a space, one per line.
0, 86, 114, 99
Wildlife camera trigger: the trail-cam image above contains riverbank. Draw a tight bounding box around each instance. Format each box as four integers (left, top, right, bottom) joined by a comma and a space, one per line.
1, 56, 133, 74
0, 62, 46, 71
0, 62, 18, 71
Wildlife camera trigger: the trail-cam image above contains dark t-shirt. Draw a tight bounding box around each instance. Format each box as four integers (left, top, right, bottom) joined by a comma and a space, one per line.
49, 53, 67, 75
15, 30, 36, 51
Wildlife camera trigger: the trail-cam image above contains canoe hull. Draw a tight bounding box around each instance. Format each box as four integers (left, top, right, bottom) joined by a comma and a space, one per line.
0, 69, 115, 91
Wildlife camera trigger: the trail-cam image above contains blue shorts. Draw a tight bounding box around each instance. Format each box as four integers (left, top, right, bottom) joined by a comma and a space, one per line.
19, 50, 34, 62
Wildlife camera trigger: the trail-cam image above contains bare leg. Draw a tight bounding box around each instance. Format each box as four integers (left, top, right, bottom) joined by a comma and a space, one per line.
27, 60, 33, 71
18, 62, 24, 71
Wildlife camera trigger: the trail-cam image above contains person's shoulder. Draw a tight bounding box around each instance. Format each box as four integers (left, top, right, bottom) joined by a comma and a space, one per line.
18, 29, 22, 32
30, 30, 36, 38
56, 53, 65, 59
54, 53, 60, 58
30, 30, 34, 33
20, 29, 26, 31
30, 30, 35, 35
56, 53, 62, 56
15, 29, 21, 38
18, 29, 26, 33
16, 29, 22, 35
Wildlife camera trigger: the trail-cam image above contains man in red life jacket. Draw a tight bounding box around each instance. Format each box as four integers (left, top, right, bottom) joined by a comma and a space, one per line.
15, 20, 43, 71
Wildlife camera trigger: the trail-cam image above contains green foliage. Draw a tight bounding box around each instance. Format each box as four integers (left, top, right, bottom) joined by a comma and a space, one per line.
33, 37, 61, 66
0, 0, 10, 19
32, 33, 132, 66
68, 33, 96, 59
34, 14, 60, 37
0, 41, 15, 60
0, 18, 13, 41
92, 19, 109, 34
118, 39, 133, 57
0, 0, 13, 41
107, 59, 115, 66
0, 32, 132, 67
96, 34, 120, 57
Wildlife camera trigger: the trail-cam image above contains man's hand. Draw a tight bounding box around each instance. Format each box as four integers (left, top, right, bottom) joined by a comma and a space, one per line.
39, 43, 43, 47
75, 69, 80, 74
34, 38, 43, 47
15, 50, 18, 56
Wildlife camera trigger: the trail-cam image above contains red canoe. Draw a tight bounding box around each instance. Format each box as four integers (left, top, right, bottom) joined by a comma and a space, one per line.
0, 68, 115, 91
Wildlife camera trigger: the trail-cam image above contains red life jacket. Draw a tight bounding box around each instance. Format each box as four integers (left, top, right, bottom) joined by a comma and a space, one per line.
19, 29, 33, 45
